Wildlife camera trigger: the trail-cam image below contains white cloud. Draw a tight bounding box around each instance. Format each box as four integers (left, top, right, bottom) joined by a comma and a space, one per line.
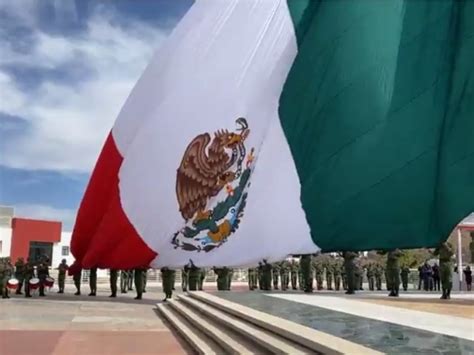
0, 5, 168, 172
14, 204, 77, 231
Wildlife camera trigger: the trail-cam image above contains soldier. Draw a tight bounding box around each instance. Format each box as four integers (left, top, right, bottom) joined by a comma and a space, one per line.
227, 268, 233, 290
272, 262, 280, 290
333, 257, 342, 291
367, 262, 375, 291
1, 258, 13, 299
181, 265, 189, 292
199, 268, 206, 291
142, 268, 148, 293
257, 262, 263, 290
88, 267, 98, 296
120, 270, 128, 293
325, 255, 334, 291
434, 242, 454, 300
358, 257, 366, 290
72, 268, 82, 295
341, 257, 347, 290
37, 260, 49, 297
290, 259, 299, 290
375, 263, 383, 291
213, 267, 228, 291
386, 249, 403, 297
109, 269, 118, 297
128, 270, 134, 290
134, 268, 144, 300
343, 252, 358, 294
248, 267, 257, 290
312, 255, 324, 290
280, 260, 290, 291
300, 255, 313, 293
171, 268, 176, 291
56, 259, 69, 294
24, 258, 35, 298
161, 267, 175, 301
400, 265, 410, 291
262, 260, 272, 291
14, 257, 25, 295
188, 262, 201, 291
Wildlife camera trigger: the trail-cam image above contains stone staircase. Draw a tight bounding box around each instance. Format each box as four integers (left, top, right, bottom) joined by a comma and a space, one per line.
156, 292, 382, 355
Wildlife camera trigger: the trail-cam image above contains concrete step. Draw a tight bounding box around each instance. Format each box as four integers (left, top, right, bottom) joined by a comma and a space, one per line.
168, 298, 261, 354
156, 302, 220, 355
187, 292, 383, 355
177, 294, 309, 354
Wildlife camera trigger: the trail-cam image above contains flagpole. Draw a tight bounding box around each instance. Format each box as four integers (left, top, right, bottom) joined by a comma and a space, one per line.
457, 228, 463, 291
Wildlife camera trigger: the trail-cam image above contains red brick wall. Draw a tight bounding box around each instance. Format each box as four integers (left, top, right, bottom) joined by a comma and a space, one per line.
10, 218, 61, 261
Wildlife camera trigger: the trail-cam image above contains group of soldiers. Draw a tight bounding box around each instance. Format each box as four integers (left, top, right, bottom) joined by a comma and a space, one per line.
0, 240, 457, 301
245, 241, 455, 300
0, 256, 50, 298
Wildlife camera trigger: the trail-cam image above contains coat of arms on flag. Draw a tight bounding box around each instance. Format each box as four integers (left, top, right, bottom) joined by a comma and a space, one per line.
172, 117, 255, 252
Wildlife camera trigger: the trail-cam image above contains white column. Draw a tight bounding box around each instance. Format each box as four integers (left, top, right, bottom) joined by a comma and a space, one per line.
457, 228, 463, 290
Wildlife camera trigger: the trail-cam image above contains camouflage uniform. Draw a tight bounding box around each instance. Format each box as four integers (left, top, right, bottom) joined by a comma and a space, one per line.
434, 242, 454, 299
333, 258, 342, 291
386, 249, 403, 297
400, 266, 410, 291
14, 258, 26, 295
290, 260, 299, 290
188, 265, 201, 291
24, 259, 35, 297
272, 263, 280, 290
88, 267, 97, 296
1, 259, 13, 299
213, 267, 228, 291
198, 268, 206, 291
262, 261, 272, 291
375, 264, 383, 291
181, 266, 189, 292
300, 255, 313, 293
366, 263, 375, 291
120, 270, 129, 293
248, 268, 257, 290
161, 268, 175, 301
72, 269, 82, 296
37, 262, 49, 297
109, 269, 118, 297
57, 259, 68, 294
312, 255, 324, 290
280, 260, 290, 291
343, 252, 358, 294
325, 256, 334, 290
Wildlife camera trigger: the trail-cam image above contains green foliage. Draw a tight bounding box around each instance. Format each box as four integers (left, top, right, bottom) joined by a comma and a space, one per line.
399, 249, 433, 268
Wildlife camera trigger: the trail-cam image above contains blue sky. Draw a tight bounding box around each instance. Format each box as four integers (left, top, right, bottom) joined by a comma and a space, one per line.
0, 0, 193, 230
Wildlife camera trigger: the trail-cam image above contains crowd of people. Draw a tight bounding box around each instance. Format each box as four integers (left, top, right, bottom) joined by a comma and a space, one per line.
1, 240, 472, 301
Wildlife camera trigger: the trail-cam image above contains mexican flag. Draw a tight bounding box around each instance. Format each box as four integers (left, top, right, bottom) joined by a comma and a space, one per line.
70, 0, 474, 269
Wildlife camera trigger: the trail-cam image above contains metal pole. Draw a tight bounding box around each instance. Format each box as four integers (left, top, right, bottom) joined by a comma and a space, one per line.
457, 228, 463, 291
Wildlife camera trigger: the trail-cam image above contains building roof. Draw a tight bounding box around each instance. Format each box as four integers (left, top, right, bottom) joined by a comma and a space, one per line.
459, 213, 474, 230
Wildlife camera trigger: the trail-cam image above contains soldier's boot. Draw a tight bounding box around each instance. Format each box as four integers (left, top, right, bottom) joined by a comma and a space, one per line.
446, 288, 451, 299
440, 288, 447, 299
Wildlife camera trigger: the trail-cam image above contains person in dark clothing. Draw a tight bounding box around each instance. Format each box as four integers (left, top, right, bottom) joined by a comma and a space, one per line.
418, 266, 423, 290
421, 262, 432, 291
464, 266, 472, 291
432, 263, 440, 291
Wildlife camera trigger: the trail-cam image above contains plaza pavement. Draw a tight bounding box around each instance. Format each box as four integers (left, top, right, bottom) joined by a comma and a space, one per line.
1, 281, 472, 354
0, 284, 190, 355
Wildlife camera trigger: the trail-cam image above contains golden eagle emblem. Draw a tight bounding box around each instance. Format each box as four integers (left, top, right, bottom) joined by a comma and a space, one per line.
172, 117, 255, 252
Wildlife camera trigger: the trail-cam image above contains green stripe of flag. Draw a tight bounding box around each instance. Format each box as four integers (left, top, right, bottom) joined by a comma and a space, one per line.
282, 0, 474, 251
